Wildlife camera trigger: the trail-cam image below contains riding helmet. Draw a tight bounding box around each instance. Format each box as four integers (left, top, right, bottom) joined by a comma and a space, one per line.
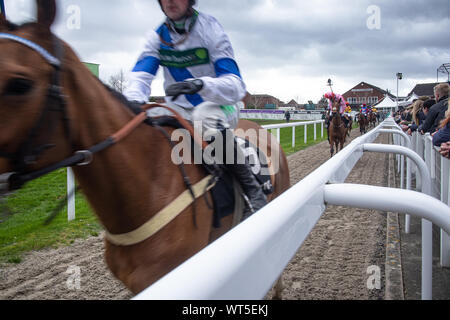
157, 0, 196, 7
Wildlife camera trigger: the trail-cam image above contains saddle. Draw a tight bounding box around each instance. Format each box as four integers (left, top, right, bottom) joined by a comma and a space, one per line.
105, 85, 274, 229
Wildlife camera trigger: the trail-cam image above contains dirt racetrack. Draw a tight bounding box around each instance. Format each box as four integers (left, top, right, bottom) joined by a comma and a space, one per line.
0, 127, 388, 300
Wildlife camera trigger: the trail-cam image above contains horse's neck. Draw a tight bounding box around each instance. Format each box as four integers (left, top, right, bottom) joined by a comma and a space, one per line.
332, 113, 341, 124
61, 49, 181, 234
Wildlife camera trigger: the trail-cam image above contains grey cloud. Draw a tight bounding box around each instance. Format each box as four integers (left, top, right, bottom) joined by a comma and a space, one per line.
4, 0, 448, 101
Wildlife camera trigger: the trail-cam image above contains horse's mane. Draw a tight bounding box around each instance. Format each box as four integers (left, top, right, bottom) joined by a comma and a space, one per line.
99, 80, 144, 115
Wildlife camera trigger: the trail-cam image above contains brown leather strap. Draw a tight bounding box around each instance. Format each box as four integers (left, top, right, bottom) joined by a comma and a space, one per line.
110, 102, 208, 150
143, 103, 209, 150
111, 112, 148, 143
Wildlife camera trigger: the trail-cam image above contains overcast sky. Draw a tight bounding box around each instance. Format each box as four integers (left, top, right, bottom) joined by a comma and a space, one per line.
4, 0, 450, 103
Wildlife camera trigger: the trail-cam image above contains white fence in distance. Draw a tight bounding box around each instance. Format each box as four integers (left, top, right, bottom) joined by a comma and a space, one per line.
262, 120, 324, 146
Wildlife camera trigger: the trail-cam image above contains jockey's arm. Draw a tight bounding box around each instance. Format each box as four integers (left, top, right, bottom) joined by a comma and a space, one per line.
124, 30, 160, 103
198, 73, 246, 106
194, 22, 246, 105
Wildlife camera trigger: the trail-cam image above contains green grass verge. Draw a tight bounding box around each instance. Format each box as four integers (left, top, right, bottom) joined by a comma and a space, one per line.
0, 168, 102, 264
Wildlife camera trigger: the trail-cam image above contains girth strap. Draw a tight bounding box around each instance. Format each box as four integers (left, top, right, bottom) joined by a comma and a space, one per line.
105, 175, 216, 246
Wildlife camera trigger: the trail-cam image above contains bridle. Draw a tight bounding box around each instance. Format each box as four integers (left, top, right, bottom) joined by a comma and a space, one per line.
0, 32, 77, 191
0, 32, 149, 193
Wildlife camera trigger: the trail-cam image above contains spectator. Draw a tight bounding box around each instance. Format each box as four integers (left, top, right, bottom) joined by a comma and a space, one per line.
407, 96, 431, 135
419, 83, 450, 134
400, 105, 413, 131
285, 110, 291, 123
432, 100, 450, 148
440, 142, 450, 159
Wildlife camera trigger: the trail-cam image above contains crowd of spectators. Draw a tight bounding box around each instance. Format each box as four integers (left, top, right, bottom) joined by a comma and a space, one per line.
395, 82, 450, 159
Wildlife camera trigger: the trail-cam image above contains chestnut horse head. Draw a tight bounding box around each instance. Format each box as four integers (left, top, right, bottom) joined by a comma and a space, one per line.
0, 0, 290, 295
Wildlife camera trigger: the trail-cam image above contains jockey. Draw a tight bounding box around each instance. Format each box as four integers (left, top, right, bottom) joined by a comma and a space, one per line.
360, 104, 368, 119
124, 0, 267, 218
344, 103, 352, 114
344, 103, 352, 117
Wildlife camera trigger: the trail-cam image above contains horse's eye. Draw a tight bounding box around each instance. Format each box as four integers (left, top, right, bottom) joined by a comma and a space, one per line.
2, 78, 34, 96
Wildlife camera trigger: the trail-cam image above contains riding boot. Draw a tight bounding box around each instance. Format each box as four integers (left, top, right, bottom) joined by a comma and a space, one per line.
343, 117, 349, 128
221, 130, 268, 220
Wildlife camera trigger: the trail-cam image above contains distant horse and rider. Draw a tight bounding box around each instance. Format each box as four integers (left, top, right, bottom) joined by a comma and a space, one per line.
358, 112, 369, 135
324, 92, 348, 157
0, 1, 290, 298
358, 104, 370, 135
344, 102, 353, 137
368, 111, 377, 128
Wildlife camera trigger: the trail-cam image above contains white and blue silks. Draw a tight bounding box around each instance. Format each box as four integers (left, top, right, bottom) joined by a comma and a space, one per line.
124, 11, 246, 129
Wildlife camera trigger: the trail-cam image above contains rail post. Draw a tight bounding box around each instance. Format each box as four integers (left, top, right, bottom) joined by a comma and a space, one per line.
304, 124, 307, 145
362, 143, 433, 300
379, 129, 412, 232
441, 156, 450, 267
292, 126, 295, 148
67, 168, 75, 221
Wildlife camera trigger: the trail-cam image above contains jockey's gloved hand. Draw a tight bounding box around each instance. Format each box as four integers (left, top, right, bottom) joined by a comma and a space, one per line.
128, 100, 146, 114
165, 79, 204, 101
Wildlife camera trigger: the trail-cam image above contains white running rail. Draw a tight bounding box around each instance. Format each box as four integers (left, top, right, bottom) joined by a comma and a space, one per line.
134, 118, 450, 300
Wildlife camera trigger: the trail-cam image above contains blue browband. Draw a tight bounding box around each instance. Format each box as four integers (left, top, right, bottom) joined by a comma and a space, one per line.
0, 32, 60, 67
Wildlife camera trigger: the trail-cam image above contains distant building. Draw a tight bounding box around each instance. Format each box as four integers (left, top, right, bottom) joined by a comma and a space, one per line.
342, 82, 395, 108
243, 92, 284, 109
284, 99, 300, 109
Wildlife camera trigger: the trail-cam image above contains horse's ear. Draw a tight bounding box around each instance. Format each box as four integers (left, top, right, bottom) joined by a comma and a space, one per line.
36, 0, 57, 32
